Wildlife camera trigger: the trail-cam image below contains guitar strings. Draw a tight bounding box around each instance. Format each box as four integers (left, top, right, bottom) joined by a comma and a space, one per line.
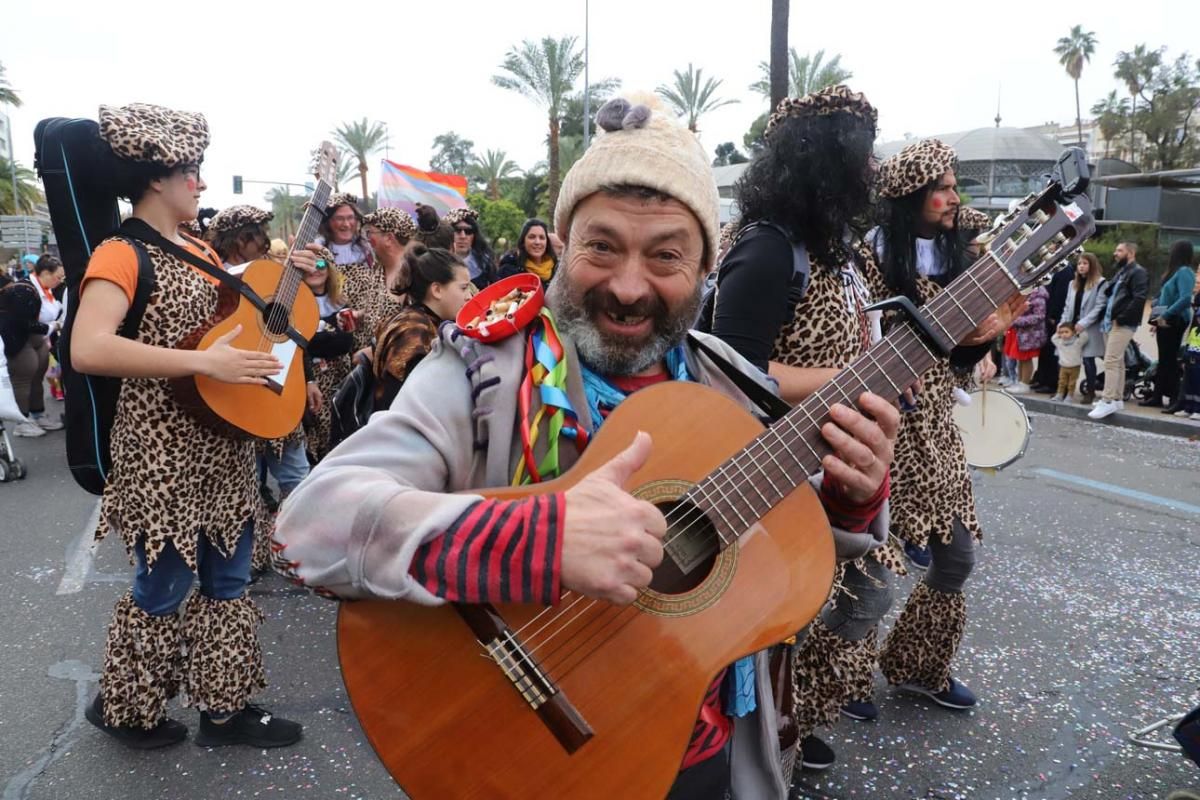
507, 259, 1023, 668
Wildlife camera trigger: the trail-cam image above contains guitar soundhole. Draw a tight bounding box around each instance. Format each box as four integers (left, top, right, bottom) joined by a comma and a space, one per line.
649, 499, 719, 595
261, 301, 291, 336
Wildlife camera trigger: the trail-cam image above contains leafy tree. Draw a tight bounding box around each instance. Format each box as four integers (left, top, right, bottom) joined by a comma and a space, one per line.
656, 64, 738, 133
333, 118, 386, 203
470, 149, 522, 199
335, 157, 358, 191
265, 186, 308, 241
1090, 90, 1130, 158
0, 62, 21, 108
1130, 52, 1200, 170
743, 113, 769, 156
750, 48, 852, 101
712, 142, 749, 166
430, 131, 476, 176
466, 191, 526, 247
1054, 25, 1098, 145
1114, 44, 1163, 165
0, 158, 41, 214
558, 83, 621, 140
494, 36, 614, 220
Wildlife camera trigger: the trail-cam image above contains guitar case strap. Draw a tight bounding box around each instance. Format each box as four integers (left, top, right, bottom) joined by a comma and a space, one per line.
118, 218, 310, 348
686, 333, 791, 423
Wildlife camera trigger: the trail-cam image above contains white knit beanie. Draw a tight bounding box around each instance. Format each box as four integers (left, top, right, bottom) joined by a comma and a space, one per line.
554, 92, 720, 269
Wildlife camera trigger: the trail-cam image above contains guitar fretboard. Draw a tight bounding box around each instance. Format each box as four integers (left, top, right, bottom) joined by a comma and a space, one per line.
272, 181, 332, 312
685, 247, 1028, 546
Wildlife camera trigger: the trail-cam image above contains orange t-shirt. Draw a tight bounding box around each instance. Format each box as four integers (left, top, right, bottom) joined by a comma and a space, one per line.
81, 236, 224, 304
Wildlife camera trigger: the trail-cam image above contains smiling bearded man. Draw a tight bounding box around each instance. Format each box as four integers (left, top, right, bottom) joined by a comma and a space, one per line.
274, 93, 899, 800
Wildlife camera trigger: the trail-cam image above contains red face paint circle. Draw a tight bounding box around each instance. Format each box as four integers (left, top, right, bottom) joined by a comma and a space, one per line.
931, 196, 944, 210
186, 177, 198, 193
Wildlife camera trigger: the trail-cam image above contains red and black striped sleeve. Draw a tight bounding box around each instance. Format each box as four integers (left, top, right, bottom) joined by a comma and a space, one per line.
818, 471, 890, 533
409, 494, 565, 605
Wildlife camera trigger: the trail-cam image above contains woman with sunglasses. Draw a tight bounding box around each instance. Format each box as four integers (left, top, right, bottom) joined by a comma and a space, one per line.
445, 207, 496, 289
497, 218, 557, 287
300, 246, 356, 461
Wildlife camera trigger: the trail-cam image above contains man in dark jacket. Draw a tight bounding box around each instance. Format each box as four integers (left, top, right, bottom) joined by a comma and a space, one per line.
1031, 263, 1074, 391
1089, 242, 1149, 419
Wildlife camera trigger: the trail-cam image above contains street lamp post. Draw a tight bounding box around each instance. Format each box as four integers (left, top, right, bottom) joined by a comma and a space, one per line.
582, 0, 590, 150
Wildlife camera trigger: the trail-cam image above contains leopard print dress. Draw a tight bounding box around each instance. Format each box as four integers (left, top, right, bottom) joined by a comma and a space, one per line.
340, 261, 405, 352
859, 264, 983, 549
95, 240, 258, 571
772, 249, 907, 575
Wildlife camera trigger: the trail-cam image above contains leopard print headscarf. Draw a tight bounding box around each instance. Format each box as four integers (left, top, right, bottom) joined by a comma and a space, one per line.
207, 205, 274, 234
877, 138, 958, 199
765, 85, 878, 141
362, 208, 418, 241
98, 103, 210, 167
443, 207, 479, 227
326, 192, 360, 214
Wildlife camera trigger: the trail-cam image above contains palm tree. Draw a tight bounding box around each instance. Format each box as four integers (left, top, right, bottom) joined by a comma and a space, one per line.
750, 48, 853, 101
471, 149, 522, 200
492, 35, 591, 218
430, 132, 476, 175
1054, 26, 1098, 145
769, 0, 790, 110
334, 158, 358, 191
0, 158, 40, 214
0, 62, 21, 108
332, 118, 386, 203
1091, 91, 1130, 159
656, 64, 739, 133
265, 186, 306, 241
1114, 45, 1163, 166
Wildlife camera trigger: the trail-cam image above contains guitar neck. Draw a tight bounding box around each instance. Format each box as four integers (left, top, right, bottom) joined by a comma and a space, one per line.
272, 181, 332, 311
687, 249, 1021, 544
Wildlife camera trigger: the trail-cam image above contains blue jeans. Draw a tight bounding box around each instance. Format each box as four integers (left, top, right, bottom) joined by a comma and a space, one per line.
131, 522, 254, 616
258, 442, 310, 497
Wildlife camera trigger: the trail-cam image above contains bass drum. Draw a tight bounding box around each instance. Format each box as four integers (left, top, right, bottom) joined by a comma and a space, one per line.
951, 388, 1031, 470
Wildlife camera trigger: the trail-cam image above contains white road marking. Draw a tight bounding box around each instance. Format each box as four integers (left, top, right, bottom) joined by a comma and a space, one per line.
55, 501, 101, 595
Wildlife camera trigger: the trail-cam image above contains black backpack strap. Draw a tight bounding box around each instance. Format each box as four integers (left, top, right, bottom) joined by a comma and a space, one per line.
686, 333, 791, 423
115, 238, 156, 339
118, 218, 310, 348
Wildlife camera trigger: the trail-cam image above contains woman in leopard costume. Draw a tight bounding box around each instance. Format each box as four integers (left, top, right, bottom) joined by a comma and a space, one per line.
863, 139, 1023, 712
710, 86, 899, 772
74, 103, 303, 749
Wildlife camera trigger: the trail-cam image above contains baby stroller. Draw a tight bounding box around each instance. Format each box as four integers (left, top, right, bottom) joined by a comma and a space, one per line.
0, 349, 29, 482
1091, 341, 1155, 401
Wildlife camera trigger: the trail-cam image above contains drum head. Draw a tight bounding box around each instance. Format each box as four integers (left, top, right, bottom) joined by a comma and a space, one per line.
951, 388, 1031, 470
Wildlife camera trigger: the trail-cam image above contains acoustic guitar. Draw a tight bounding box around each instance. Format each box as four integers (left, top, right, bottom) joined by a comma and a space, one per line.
171, 143, 339, 439
336, 155, 1096, 799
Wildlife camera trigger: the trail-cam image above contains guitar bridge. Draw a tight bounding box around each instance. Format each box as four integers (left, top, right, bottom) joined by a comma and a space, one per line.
455, 603, 593, 754
484, 634, 554, 710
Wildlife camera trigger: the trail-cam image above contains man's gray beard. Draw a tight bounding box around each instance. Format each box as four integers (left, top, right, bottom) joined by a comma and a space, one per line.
546, 271, 702, 377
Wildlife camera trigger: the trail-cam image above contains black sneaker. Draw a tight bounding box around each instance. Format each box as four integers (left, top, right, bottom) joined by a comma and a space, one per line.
194, 704, 302, 748
841, 698, 879, 721
898, 676, 978, 710
85, 693, 187, 749
799, 735, 835, 771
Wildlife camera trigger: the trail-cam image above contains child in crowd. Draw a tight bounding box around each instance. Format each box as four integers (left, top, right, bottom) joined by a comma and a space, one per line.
1050, 322, 1088, 402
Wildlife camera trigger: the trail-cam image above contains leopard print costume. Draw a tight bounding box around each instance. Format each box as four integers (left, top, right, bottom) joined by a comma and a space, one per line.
303, 351, 353, 462
340, 261, 405, 353
100, 591, 183, 728
95, 239, 258, 570
98, 103, 209, 167
181, 593, 266, 713
878, 582, 966, 693
858, 264, 983, 549
791, 621, 878, 734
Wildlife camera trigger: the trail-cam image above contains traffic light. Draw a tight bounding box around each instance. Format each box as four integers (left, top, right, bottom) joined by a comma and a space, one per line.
233, 175, 243, 194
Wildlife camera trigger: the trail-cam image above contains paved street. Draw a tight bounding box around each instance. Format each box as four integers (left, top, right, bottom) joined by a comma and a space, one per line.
2, 396, 1197, 800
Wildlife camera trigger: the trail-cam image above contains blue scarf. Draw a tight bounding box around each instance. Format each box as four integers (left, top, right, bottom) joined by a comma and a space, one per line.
576, 343, 758, 718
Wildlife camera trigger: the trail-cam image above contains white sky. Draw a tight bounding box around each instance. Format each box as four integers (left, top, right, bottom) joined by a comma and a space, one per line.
4, 0, 1197, 212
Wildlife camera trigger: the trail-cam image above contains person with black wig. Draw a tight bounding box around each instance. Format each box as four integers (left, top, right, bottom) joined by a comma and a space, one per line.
498, 218, 558, 287
863, 138, 1024, 716
709, 85, 896, 773
445, 207, 497, 289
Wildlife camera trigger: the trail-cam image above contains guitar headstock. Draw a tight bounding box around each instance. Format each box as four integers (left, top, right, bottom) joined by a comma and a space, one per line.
310, 141, 340, 187
977, 148, 1096, 291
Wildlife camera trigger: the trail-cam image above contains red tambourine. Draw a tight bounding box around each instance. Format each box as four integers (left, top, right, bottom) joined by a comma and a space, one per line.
456, 273, 544, 342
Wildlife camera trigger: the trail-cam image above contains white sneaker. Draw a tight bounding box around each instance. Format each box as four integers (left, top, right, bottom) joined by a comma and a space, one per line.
32, 414, 63, 431
1088, 400, 1118, 420
1115, 400, 1125, 410
1007, 382, 1031, 394
1049, 394, 1063, 402
1191, 413, 1200, 421
1176, 410, 1192, 418
12, 420, 46, 437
